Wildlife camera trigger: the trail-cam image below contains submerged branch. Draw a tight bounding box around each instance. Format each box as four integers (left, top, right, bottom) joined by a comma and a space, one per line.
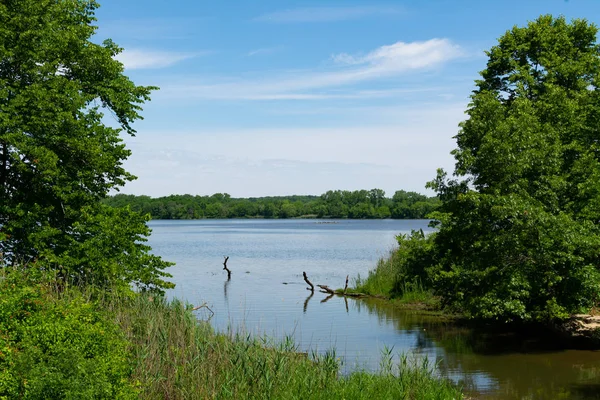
223, 256, 231, 278
303, 271, 314, 292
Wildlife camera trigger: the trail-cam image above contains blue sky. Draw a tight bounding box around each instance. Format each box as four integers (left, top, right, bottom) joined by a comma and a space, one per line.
94, 0, 600, 197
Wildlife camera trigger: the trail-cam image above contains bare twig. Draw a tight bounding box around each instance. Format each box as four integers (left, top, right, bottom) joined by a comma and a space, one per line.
317, 284, 335, 295
192, 302, 214, 317
344, 275, 349, 295
303, 271, 314, 292
223, 256, 231, 278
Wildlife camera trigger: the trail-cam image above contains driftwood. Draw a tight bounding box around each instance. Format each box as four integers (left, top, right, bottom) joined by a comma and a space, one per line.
317, 284, 368, 298
192, 302, 215, 318
317, 284, 335, 294
303, 271, 314, 292
303, 273, 370, 302
223, 256, 231, 278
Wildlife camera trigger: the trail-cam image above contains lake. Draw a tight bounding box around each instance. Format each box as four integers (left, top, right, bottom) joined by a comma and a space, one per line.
148, 219, 600, 400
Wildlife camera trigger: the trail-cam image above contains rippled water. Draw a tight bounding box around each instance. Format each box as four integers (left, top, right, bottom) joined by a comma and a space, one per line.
147, 219, 600, 400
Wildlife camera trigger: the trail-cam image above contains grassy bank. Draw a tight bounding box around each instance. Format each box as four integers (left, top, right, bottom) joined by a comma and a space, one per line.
0, 268, 463, 399
353, 235, 440, 310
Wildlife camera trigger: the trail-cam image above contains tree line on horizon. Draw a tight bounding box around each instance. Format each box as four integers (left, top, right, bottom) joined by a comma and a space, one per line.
103, 189, 441, 219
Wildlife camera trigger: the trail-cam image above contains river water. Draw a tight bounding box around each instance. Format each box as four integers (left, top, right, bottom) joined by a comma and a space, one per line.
147, 219, 600, 400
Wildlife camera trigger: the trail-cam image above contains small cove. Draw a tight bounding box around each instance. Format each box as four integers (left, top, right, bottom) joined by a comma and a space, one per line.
148, 219, 600, 399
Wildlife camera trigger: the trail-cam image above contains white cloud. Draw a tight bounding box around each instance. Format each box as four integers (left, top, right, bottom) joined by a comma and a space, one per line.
120, 102, 465, 197
115, 49, 200, 70
158, 39, 462, 100
254, 6, 402, 23
331, 39, 462, 72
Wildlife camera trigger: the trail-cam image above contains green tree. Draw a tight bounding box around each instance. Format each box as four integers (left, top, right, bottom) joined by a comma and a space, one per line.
427, 15, 600, 321
0, 0, 173, 291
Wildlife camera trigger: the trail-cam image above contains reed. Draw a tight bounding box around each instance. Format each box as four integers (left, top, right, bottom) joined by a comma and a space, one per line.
1, 267, 462, 399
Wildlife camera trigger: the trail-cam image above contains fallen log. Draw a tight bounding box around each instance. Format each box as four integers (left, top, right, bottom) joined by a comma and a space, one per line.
317, 284, 369, 298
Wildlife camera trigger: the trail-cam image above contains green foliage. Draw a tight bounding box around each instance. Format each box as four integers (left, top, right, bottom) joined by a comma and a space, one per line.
0, 0, 172, 291
355, 230, 438, 306
107, 285, 462, 400
426, 16, 600, 321
103, 189, 439, 220
0, 268, 138, 399
1, 267, 463, 399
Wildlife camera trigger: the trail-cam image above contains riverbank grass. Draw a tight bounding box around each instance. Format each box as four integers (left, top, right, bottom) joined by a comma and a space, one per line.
354, 247, 439, 309
1, 267, 462, 399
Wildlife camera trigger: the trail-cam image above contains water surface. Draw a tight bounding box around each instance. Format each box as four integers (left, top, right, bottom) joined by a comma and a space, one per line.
148, 219, 600, 399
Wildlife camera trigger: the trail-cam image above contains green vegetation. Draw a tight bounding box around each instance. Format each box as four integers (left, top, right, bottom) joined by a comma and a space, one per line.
0, 268, 139, 399
358, 15, 600, 322
355, 231, 439, 308
0, 0, 172, 292
0, 2, 463, 398
103, 189, 440, 220
0, 267, 464, 400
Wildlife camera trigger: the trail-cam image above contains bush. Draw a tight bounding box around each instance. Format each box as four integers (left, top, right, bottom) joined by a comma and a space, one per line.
0, 269, 138, 399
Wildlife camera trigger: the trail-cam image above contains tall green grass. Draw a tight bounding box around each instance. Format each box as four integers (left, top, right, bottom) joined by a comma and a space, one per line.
354, 231, 438, 307
1, 267, 462, 399
355, 251, 433, 304
355, 252, 399, 296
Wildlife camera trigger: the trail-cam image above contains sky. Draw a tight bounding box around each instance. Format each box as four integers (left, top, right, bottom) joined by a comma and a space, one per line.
93, 0, 600, 198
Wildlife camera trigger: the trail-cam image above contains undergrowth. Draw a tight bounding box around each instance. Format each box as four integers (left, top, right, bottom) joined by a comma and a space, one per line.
354, 230, 439, 308
1, 267, 462, 399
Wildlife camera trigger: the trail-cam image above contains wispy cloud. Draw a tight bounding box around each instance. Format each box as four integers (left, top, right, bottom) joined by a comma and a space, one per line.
115, 49, 202, 70
122, 102, 464, 197
254, 6, 402, 23
158, 39, 462, 100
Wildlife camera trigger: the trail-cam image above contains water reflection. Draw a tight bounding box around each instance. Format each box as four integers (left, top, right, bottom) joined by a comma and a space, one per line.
149, 219, 600, 400
354, 298, 600, 400
303, 291, 313, 314
320, 293, 334, 303
223, 275, 231, 303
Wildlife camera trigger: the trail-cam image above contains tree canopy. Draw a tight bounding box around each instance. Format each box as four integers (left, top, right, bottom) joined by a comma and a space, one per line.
426, 15, 600, 320
0, 0, 173, 291
103, 189, 440, 220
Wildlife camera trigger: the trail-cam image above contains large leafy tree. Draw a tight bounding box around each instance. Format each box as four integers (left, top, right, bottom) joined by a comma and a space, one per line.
0, 0, 173, 291
427, 15, 600, 321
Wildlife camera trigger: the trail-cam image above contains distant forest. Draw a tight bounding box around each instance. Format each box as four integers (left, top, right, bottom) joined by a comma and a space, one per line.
103, 189, 440, 219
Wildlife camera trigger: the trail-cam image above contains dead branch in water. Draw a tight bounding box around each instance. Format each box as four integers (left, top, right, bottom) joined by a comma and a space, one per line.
192, 302, 215, 318
223, 256, 231, 278
317, 284, 335, 294
303, 271, 314, 292
344, 275, 349, 295
318, 283, 368, 298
